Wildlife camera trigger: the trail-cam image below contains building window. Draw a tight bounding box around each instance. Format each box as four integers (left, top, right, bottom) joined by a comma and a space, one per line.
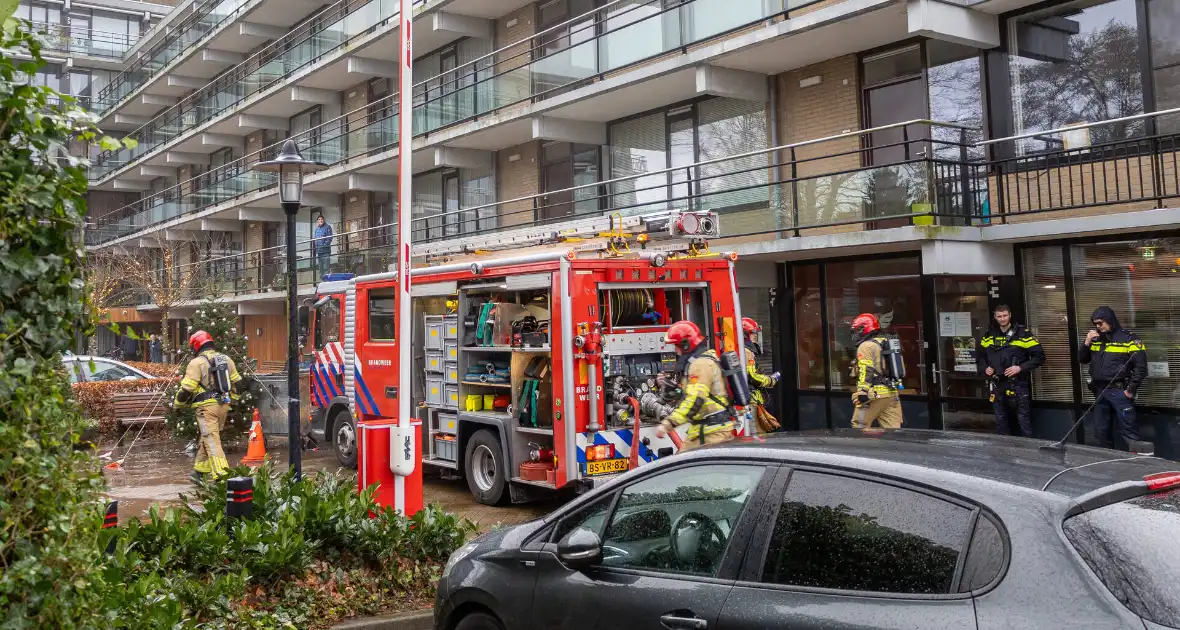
1022, 247, 1073, 403
1007, 0, 1143, 154
1069, 238, 1180, 409
794, 265, 824, 390
608, 98, 768, 221
540, 142, 601, 220
825, 258, 924, 394
1148, 0, 1180, 133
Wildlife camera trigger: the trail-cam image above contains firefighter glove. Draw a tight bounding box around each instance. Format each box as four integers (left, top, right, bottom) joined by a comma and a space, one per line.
856, 392, 871, 406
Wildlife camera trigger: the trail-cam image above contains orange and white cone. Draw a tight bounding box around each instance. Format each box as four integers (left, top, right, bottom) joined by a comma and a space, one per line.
241, 409, 267, 465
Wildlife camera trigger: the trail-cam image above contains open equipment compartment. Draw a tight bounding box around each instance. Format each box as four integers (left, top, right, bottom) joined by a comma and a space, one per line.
456, 275, 557, 488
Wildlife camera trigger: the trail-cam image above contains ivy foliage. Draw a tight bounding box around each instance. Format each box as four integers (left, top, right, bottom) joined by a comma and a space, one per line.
0, 14, 134, 627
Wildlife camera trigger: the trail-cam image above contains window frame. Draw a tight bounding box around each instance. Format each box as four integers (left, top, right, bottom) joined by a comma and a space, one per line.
366, 286, 397, 342
737, 464, 1002, 601
534, 458, 780, 581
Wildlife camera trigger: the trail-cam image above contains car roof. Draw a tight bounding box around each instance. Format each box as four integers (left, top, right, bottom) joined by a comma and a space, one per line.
691, 429, 1177, 499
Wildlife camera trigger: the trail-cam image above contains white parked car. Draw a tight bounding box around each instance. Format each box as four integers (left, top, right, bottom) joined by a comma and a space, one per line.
62, 354, 154, 384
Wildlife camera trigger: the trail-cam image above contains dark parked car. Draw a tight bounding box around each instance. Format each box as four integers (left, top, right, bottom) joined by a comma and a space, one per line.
435, 429, 1180, 630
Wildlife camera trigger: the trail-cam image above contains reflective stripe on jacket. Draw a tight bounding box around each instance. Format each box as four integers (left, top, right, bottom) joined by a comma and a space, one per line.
665, 349, 733, 440
854, 336, 897, 398
177, 349, 242, 407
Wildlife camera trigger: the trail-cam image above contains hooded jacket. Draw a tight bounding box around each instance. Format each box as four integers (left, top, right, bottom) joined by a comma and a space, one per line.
1079, 306, 1147, 394
975, 321, 1044, 381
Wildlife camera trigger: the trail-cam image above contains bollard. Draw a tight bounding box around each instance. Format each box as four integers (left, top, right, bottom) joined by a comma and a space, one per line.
103, 500, 118, 554
225, 476, 254, 522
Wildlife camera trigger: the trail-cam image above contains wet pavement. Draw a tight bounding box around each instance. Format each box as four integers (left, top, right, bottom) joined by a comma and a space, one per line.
101, 439, 559, 529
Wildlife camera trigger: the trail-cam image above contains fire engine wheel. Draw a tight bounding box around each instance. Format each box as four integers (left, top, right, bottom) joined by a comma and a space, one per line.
465, 429, 507, 505
332, 411, 357, 469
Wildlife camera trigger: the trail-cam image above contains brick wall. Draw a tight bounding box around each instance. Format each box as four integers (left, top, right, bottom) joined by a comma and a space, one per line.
343, 189, 372, 250
177, 164, 193, 196
244, 130, 267, 166
775, 55, 862, 234
495, 3, 537, 112
496, 141, 540, 228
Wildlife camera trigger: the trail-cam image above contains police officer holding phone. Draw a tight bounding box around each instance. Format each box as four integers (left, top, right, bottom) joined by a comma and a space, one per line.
1081, 306, 1147, 451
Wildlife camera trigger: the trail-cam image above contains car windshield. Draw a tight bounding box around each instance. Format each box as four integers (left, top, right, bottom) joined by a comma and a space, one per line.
83, 360, 139, 382
1063, 488, 1180, 627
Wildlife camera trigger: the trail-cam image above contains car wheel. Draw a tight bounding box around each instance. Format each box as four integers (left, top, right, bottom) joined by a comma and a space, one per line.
332, 410, 357, 468
465, 429, 507, 505
455, 611, 505, 630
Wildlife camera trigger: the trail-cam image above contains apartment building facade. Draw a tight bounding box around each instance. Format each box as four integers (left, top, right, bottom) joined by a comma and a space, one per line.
78, 0, 1180, 456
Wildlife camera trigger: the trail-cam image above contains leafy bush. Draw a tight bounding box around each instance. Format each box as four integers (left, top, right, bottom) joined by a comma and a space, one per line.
165, 301, 259, 441
0, 14, 135, 626
102, 465, 477, 627
125, 361, 180, 377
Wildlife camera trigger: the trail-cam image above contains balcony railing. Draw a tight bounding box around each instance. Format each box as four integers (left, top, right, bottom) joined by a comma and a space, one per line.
89, 0, 820, 182
94, 0, 255, 114
89, 0, 427, 180
979, 108, 1180, 222
29, 22, 139, 58
92, 120, 984, 273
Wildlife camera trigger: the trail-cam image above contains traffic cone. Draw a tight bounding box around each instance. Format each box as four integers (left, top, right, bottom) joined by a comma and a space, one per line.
241, 409, 267, 465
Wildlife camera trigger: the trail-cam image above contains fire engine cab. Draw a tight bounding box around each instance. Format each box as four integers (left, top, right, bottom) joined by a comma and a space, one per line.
304, 210, 749, 509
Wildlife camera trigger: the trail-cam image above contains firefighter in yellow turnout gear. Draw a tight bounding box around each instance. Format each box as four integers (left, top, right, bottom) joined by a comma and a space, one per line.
742, 317, 780, 433
849, 313, 904, 429
175, 330, 243, 480
655, 321, 735, 451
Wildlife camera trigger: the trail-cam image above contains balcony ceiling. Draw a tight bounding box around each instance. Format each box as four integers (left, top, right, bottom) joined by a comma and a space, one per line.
710, 1, 907, 75
442, 0, 533, 19
246, 0, 328, 28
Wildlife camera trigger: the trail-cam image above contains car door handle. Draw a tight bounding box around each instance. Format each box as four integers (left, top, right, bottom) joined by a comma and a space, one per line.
660, 613, 707, 630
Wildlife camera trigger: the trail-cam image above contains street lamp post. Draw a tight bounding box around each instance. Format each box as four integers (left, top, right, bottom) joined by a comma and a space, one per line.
251, 139, 326, 479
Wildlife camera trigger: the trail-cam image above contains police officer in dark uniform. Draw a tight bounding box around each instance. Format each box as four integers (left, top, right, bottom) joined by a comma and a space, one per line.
1081, 306, 1147, 450
976, 305, 1044, 437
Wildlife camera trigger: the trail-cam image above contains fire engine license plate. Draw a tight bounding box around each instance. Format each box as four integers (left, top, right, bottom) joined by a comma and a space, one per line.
586, 458, 629, 476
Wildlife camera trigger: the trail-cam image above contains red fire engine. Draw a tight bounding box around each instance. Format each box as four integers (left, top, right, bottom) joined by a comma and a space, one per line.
304, 210, 750, 511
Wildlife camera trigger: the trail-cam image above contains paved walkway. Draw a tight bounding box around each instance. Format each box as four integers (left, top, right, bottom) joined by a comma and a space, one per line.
101, 439, 559, 528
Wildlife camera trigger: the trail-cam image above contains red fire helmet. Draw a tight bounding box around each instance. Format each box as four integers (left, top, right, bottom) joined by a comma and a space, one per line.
665, 321, 705, 352
188, 330, 214, 353
850, 313, 881, 337
741, 317, 761, 335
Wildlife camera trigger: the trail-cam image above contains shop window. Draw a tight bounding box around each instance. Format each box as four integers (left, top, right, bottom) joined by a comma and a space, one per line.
1069, 238, 1180, 409
1007, 0, 1144, 154
1022, 247, 1074, 403
825, 258, 924, 394
793, 265, 824, 390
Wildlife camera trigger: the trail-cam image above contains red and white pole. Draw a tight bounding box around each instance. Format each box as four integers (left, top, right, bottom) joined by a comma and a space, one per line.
392, 0, 422, 516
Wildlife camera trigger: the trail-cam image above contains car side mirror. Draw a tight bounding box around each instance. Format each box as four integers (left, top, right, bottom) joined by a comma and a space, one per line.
556, 527, 603, 570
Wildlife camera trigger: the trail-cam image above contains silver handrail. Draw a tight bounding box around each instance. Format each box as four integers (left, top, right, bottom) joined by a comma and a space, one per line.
975, 106, 1180, 146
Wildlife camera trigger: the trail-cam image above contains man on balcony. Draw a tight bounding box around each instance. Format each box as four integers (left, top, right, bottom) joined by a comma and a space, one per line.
313, 214, 333, 278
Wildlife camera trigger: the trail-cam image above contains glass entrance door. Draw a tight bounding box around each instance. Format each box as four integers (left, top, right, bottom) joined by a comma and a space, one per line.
932, 276, 993, 432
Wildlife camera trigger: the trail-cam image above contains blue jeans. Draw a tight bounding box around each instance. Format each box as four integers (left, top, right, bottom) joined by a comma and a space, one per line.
1091, 387, 1140, 450
316, 250, 331, 276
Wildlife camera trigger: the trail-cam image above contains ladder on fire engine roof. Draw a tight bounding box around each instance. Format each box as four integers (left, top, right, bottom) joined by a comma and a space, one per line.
412, 209, 713, 260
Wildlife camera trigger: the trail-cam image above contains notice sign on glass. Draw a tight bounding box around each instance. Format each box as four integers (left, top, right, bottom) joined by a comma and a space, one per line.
939, 312, 972, 338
